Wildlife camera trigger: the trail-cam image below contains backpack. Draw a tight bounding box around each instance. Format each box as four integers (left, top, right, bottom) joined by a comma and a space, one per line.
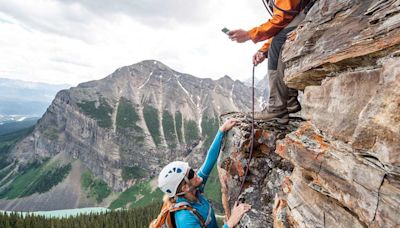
262, 0, 317, 16
149, 197, 206, 228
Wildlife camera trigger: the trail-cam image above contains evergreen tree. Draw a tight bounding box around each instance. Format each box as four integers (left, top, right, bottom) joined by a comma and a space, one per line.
0, 202, 162, 228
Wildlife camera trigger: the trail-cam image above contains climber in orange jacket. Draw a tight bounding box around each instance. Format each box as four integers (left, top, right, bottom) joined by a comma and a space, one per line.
228, 0, 314, 124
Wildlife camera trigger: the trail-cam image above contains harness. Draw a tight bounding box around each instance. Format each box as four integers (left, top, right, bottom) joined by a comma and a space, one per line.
150, 195, 213, 228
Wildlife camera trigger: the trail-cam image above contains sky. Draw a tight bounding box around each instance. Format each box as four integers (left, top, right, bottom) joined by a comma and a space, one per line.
0, 0, 271, 86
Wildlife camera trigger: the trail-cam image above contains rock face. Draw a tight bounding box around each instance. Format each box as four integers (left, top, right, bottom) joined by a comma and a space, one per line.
218, 0, 400, 227
275, 122, 399, 227
2, 60, 260, 207
218, 114, 300, 228
283, 0, 400, 90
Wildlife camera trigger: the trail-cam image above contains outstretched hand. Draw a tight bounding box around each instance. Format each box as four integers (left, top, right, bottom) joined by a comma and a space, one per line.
226, 202, 252, 228
219, 118, 239, 132
228, 29, 251, 43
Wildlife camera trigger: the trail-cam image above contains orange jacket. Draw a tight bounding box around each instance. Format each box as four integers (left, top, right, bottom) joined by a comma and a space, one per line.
248, 0, 306, 53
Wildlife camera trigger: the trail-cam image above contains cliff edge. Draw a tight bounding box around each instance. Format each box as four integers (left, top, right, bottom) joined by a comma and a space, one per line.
218, 0, 400, 227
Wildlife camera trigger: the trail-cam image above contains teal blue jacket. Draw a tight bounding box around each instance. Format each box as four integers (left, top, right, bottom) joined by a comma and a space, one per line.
174, 130, 229, 228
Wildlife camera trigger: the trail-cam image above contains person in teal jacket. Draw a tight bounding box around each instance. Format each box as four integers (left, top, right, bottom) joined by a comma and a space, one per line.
158, 118, 251, 228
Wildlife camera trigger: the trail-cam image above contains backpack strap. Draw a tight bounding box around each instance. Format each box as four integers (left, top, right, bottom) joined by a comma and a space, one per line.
173, 202, 191, 208
187, 208, 206, 227
270, 0, 301, 15
204, 202, 213, 226
170, 202, 206, 228
304, 0, 317, 15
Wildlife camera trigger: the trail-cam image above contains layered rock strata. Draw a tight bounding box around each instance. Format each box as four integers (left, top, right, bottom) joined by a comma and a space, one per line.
275, 122, 399, 227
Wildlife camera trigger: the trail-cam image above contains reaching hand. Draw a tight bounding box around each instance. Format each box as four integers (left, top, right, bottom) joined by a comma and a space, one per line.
219, 118, 239, 132
228, 29, 251, 43
226, 202, 252, 228
252, 51, 266, 66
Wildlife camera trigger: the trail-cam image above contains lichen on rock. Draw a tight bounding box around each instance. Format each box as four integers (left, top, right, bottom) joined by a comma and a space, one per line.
218, 113, 302, 227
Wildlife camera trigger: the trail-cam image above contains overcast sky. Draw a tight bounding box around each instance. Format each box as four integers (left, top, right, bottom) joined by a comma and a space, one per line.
0, 0, 270, 86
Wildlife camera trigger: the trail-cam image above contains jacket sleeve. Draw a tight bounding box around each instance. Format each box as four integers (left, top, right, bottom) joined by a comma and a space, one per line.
248, 0, 302, 43
197, 130, 224, 184
259, 37, 273, 53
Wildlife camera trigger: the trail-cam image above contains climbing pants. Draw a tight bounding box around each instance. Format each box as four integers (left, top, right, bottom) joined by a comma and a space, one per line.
266, 12, 305, 112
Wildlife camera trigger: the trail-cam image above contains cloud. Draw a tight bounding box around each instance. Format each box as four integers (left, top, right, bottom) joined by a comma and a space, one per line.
0, 0, 216, 42
59, 0, 215, 26
0, 0, 271, 86
50, 57, 93, 68
0, 0, 109, 42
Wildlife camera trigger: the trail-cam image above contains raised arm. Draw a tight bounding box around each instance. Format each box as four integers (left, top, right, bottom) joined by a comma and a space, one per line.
197, 119, 238, 182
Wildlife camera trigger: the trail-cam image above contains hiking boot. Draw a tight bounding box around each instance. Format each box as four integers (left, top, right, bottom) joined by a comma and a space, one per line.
250, 109, 289, 124
287, 96, 301, 113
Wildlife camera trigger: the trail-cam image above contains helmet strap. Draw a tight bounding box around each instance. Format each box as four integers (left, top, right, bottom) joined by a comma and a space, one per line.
175, 176, 196, 196
184, 176, 197, 192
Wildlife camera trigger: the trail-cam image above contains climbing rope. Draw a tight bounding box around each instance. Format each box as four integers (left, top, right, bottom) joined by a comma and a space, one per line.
236, 65, 256, 203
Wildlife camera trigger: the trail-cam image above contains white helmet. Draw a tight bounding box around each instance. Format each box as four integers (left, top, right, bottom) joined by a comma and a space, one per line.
158, 161, 189, 197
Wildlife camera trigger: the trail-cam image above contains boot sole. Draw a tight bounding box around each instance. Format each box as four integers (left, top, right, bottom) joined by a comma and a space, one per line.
262, 117, 289, 124
247, 115, 289, 124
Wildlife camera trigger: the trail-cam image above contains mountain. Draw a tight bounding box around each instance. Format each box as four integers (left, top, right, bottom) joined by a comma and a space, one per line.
0, 60, 260, 211
243, 75, 270, 110
0, 78, 70, 116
